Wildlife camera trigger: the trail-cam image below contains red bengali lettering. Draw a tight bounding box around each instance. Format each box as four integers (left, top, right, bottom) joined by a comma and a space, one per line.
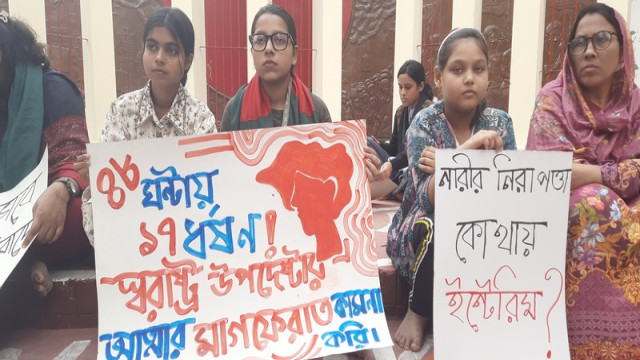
193, 297, 333, 355
109, 155, 140, 191
100, 259, 202, 321
96, 168, 125, 209
139, 222, 158, 256
159, 218, 177, 256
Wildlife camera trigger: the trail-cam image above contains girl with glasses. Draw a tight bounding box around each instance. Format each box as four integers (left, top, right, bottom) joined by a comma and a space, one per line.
220, 4, 331, 131
526, 3, 640, 357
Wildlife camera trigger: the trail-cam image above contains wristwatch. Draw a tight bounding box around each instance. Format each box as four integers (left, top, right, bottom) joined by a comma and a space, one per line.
56, 177, 79, 198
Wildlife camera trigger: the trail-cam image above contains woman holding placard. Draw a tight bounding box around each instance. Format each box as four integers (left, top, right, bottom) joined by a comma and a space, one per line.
76, 7, 216, 246
526, 3, 640, 357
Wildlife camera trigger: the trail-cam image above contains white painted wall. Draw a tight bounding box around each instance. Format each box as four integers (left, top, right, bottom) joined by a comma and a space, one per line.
312, 0, 342, 121
601, 0, 632, 18
80, 0, 117, 142
246, 0, 268, 82
7, 0, 46, 45
452, 0, 482, 29
393, 0, 423, 116
509, 0, 546, 148
172, 0, 208, 106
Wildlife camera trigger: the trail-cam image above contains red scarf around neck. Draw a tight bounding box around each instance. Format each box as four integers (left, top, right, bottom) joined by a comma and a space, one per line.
240, 72, 315, 123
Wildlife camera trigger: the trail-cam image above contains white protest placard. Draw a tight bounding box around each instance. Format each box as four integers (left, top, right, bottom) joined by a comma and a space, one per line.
0, 151, 48, 289
88, 120, 392, 360
433, 149, 571, 360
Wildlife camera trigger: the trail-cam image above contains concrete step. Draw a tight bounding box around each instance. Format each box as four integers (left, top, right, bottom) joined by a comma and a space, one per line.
0, 269, 97, 331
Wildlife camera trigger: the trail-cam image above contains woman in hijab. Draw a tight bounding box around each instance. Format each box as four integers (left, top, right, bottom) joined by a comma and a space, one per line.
526, 3, 640, 357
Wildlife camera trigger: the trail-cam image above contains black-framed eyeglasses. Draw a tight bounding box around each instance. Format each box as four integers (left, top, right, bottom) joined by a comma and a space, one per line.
249, 32, 293, 52
568, 30, 618, 55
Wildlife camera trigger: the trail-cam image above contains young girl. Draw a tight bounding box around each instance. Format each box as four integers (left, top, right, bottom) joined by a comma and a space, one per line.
220, 4, 331, 131
0, 12, 90, 297
387, 28, 516, 352
77, 7, 216, 244
368, 59, 434, 199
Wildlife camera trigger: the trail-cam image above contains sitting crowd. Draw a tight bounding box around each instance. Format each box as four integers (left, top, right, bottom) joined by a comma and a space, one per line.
1, 3, 639, 359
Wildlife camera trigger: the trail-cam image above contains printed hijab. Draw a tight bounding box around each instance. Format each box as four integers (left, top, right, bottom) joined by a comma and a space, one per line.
526, 9, 640, 164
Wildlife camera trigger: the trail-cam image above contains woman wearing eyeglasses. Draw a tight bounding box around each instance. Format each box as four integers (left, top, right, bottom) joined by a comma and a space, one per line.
220, 4, 331, 131
527, 3, 640, 357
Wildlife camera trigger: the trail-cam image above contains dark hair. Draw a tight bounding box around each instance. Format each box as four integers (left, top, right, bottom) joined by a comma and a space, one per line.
143, 7, 195, 86
0, 15, 50, 81
437, 28, 489, 127
437, 28, 488, 70
569, 3, 623, 48
251, 4, 297, 46
397, 59, 434, 99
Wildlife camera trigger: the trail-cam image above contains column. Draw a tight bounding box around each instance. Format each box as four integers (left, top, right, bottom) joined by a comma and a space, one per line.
80, 0, 117, 141
7, 0, 46, 44
172, 0, 208, 103
508, 0, 545, 148
393, 0, 423, 117
247, 0, 268, 82
452, 0, 482, 29
312, 0, 342, 121
599, 0, 632, 20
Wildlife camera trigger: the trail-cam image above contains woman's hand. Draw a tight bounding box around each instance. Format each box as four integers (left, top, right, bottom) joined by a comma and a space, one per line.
378, 161, 393, 180
418, 146, 436, 174
571, 163, 602, 190
461, 130, 504, 151
364, 146, 382, 182
74, 154, 91, 186
22, 182, 69, 247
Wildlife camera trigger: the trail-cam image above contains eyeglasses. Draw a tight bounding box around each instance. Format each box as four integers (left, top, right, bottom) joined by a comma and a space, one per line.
248, 32, 293, 52
568, 30, 618, 55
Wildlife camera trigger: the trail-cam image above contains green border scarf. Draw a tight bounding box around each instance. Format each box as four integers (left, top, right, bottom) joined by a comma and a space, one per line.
0, 63, 44, 191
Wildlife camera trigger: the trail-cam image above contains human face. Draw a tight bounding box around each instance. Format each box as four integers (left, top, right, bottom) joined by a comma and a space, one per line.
398, 74, 424, 108
251, 13, 297, 85
435, 38, 488, 116
569, 13, 621, 98
142, 27, 191, 89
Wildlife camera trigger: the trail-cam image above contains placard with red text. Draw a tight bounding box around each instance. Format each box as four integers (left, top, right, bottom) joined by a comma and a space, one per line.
88, 120, 392, 359
434, 149, 571, 359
